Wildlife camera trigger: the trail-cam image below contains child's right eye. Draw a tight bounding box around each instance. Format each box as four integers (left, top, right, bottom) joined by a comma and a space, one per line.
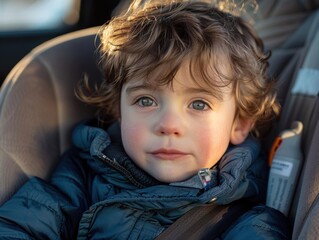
135, 97, 157, 107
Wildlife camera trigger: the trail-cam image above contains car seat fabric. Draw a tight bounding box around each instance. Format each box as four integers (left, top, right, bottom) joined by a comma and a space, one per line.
0, 27, 101, 205
253, 0, 319, 148
294, 119, 319, 239
289, 27, 319, 239
0, 0, 318, 238
251, 1, 319, 239
254, 4, 319, 240
252, 0, 319, 50
253, 0, 319, 106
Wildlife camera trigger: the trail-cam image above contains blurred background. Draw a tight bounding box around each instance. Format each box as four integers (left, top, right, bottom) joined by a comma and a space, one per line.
0, 0, 79, 31
0, 0, 121, 84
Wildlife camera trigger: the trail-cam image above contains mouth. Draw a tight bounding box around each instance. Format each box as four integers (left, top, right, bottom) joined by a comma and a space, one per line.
149, 148, 189, 160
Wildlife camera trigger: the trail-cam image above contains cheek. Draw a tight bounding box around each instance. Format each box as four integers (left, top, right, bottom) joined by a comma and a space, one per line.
120, 120, 146, 157
196, 123, 232, 167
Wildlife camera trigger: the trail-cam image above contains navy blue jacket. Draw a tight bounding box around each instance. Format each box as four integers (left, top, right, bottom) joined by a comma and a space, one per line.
0, 123, 290, 239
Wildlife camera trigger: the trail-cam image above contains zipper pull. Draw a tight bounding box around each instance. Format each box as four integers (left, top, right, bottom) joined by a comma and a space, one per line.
198, 168, 213, 190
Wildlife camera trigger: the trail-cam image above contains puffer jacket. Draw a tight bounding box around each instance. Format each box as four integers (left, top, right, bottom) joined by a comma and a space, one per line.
0, 122, 290, 239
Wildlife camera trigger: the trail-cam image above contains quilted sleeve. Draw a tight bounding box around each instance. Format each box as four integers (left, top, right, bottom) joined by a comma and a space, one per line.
221, 205, 291, 240
0, 148, 91, 240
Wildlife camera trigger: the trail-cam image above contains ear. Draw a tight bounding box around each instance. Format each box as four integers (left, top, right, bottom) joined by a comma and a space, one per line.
230, 117, 254, 145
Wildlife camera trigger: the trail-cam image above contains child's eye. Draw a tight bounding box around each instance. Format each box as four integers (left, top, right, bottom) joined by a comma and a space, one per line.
189, 100, 210, 111
135, 97, 157, 107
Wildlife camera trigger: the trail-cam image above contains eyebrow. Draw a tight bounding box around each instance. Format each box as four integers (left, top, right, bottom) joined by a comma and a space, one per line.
184, 87, 214, 95
184, 87, 224, 101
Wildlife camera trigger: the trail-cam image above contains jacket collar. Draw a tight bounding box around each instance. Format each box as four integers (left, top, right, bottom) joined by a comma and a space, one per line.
73, 122, 162, 188
72, 122, 264, 204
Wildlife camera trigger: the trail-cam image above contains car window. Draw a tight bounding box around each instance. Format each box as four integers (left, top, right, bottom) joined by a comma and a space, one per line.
0, 0, 80, 31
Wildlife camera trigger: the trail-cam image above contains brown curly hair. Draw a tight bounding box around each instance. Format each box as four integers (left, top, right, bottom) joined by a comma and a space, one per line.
76, 0, 280, 137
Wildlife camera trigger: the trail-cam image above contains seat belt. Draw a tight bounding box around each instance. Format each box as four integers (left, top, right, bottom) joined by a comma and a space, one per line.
155, 200, 251, 240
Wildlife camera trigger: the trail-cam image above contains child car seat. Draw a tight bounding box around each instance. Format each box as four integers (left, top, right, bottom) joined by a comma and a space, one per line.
0, 1, 318, 239
253, 0, 319, 239
0, 27, 101, 205
283, 16, 319, 240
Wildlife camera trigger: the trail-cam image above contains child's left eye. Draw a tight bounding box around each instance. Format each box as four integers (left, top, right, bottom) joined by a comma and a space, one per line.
189, 100, 210, 111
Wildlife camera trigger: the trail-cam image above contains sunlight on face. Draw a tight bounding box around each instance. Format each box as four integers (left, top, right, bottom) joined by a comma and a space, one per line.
120, 60, 238, 183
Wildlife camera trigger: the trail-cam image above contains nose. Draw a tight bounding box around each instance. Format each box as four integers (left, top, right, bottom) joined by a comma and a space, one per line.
155, 107, 184, 136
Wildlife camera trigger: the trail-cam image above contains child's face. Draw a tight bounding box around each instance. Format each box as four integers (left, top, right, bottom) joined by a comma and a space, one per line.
120, 61, 249, 183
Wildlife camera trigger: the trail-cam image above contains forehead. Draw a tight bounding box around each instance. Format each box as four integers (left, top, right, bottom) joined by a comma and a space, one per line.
178, 56, 231, 84
124, 55, 233, 99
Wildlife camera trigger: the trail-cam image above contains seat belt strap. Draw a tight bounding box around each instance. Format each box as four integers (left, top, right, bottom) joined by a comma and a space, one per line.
155, 200, 251, 240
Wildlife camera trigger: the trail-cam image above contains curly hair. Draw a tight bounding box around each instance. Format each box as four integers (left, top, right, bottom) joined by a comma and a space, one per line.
76, 0, 280, 137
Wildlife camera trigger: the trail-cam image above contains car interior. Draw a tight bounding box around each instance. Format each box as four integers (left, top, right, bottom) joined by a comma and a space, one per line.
0, 0, 318, 239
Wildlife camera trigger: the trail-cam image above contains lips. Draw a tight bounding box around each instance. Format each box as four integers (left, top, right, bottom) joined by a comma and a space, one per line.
150, 148, 189, 160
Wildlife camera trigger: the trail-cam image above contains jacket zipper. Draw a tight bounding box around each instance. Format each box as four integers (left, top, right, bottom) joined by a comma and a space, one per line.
97, 153, 147, 189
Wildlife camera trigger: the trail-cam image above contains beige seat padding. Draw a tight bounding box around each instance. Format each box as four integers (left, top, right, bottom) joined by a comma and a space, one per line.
0, 27, 101, 205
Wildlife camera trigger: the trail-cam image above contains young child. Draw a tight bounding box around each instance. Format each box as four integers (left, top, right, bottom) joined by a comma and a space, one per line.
0, 0, 290, 239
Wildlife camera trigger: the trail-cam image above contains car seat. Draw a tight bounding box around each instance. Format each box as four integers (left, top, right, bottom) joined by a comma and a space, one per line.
0, 0, 318, 239
0, 26, 101, 205
281, 16, 319, 240
253, 0, 319, 239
